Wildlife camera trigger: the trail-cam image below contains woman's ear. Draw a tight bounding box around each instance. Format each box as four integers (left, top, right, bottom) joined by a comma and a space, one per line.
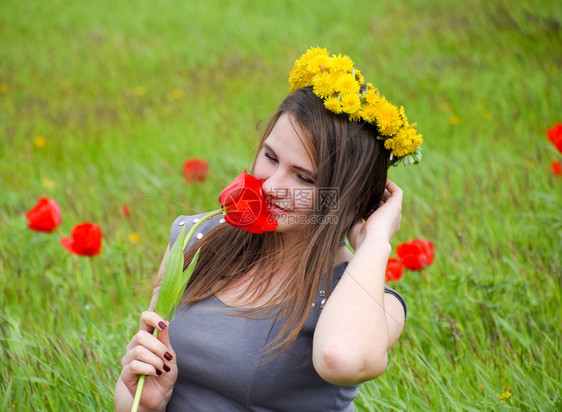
346, 217, 366, 251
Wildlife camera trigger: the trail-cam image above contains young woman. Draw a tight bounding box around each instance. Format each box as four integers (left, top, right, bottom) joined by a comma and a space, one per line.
115, 47, 420, 411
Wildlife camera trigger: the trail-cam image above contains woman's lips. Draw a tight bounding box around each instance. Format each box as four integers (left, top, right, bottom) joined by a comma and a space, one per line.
267, 201, 292, 214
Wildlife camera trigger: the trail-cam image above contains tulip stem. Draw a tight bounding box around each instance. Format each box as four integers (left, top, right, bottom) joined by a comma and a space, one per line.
181, 209, 223, 251
131, 329, 159, 412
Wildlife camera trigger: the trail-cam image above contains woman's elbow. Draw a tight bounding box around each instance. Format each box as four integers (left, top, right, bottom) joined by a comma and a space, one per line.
313, 344, 389, 386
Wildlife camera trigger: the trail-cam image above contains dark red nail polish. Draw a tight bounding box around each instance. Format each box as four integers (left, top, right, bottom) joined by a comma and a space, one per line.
158, 321, 167, 330
163, 364, 171, 373
155, 368, 162, 376
164, 352, 173, 361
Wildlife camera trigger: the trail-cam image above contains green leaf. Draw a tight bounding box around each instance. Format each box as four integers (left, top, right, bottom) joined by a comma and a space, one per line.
171, 248, 200, 315
154, 225, 186, 320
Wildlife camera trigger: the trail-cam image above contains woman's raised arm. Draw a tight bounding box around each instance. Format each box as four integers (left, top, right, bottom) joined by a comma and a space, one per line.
313, 180, 406, 386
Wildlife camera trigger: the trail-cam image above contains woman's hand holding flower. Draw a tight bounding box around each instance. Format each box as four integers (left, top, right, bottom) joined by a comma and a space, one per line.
119, 311, 177, 412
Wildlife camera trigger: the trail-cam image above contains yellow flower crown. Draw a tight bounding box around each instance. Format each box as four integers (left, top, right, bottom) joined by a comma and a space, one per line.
289, 47, 423, 167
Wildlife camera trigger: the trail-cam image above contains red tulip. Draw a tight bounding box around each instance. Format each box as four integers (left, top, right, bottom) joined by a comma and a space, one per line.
60, 223, 102, 256
551, 160, 562, 177
219, 170, 277, 234
385, 258, 404, 282
183, 158, 209, 182
122, 203, 131, 218
396, 239, 435, 271
546, 123, 562, 154
25, 197, 61, 233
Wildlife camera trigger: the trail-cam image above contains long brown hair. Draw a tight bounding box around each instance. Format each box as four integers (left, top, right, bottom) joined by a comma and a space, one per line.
180, 87, 388, 356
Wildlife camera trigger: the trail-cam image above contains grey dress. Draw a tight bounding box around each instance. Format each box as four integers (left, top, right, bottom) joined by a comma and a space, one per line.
165, 214, 407, 412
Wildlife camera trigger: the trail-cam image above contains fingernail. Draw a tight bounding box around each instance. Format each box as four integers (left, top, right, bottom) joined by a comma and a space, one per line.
155, 368, 162, 376
164, 352, 173, 361
158, 321, 167, 330
163, 364, 170, 373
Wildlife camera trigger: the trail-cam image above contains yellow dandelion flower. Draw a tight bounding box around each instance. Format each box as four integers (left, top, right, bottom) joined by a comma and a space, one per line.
293, 55, 308, 68
324, 97, 343, 114
365, 83, 381, 97
312, 72, 335, 98
375, 99, 402, 136
330, 54, 354, 73
128, 232, 141, 243
35, 136, 46, 148
449, 115, 461, 125
336, 74, 360, 96
340, 94, 361, 114
290, 62, 309, 83
483, 111, 493, 120
171, 89, 183, 100
348, 111, 362, 122
1, 83, 7, 93
41, 178, 56, 189
291, 63, 306, 77
301, 47, 329, 62
308, 47, 329, 58
307, 55, 331, 75
289, 57, 316, 90
296, 47, 329, 74
329, 71, 344, 85
134, 86, 146, 96
398, 106, 408, 124
384, 127, 422, 157
364, 89, 381, 105
289, 66, 308, 92
361, 103, 379, 123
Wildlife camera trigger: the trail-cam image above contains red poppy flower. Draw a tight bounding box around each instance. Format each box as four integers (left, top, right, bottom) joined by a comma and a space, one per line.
546, 123, 562, 154
121, 203, 131, 218
396, 239, 435, 271
219, 170, 277, 234
385, 258, 404, 282
183, 158, 209, 182
25, 197, 62, 233
551, 160, 562, 177
60, 223, 102, 256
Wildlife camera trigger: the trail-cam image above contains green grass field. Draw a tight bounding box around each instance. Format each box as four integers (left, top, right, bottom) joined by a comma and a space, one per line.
1, 0, 561, 410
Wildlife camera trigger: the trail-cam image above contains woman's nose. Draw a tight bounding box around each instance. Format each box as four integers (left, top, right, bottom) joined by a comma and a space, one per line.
262, 172, 289, 199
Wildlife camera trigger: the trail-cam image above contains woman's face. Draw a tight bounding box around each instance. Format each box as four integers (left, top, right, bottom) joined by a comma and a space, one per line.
253, 113, 318, 234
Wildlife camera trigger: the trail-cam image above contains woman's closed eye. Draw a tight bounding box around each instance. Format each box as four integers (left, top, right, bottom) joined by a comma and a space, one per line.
264, 152, 278, 163
265, 150, 315, 184
297, 174, 315, 185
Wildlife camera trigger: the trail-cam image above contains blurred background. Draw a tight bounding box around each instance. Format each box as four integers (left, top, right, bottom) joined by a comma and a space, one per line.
1, 0, 561, 410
